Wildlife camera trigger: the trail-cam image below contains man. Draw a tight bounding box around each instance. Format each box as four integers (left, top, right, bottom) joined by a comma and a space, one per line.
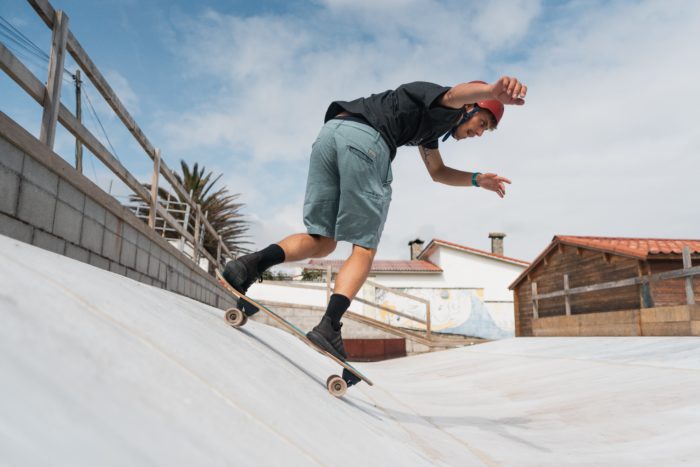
223, 76, 526, 364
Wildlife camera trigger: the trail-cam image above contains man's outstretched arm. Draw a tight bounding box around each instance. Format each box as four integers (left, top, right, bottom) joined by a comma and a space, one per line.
439, 77, 527, 109
419, 146, 511, 198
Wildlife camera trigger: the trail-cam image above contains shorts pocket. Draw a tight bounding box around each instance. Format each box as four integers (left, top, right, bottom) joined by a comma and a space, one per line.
347, 145, 377, 164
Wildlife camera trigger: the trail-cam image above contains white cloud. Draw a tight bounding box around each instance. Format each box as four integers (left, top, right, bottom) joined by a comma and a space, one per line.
103, 69, 141, 117
156, 0, 700, 262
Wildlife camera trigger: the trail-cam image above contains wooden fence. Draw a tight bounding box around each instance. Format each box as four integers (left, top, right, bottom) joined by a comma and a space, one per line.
531, 246, 698, 318
0, 0, 235, 272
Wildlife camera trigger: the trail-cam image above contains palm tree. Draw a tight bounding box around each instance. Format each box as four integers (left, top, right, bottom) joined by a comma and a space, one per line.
131, 160, 251, 267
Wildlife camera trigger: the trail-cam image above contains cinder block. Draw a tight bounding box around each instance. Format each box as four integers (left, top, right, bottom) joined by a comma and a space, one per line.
0, 213, 33, 243
126, 268, 140, 281
148, 257, 160, 278
136, 233, 150, 250
80, 217, 104, 254
166, 269, 176, 291
691, 320, 700, 336
33, 230, 66, 255
22, 156, 58, 195
0, 166, 20, 216
120, 240, 137, 269
105, 211, 121, 234
57, 179, 85, 211
0, 137, 25, 172
109, 261, 127, 277
122, 224, 137, 244
690, 305, 700, 321
159, 261, 167, 283
88, 253, 110, 271
102, 229, 122, 262
53, 201, 83, 244
17, 182, 56, 232
135, 247, 149, 274
84, 198, 106, 224
65, 243, 90, 263
642, 322, 691, 336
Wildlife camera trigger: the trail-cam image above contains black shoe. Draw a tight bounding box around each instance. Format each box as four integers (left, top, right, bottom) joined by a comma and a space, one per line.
222, 255, 261, 293
342, 368, 361, 388
223, 255, 262, 316
237, 297, 259, 317
307, 316, 347, 361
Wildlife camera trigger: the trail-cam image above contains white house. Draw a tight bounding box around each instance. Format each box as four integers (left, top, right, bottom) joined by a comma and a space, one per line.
250, 234, 529, 340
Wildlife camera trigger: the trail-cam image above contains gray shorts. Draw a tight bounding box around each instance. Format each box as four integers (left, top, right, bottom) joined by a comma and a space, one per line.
303, 119, 393, 249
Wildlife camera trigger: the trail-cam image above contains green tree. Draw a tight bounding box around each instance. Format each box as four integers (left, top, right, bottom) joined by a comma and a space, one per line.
132, 160, 251, 268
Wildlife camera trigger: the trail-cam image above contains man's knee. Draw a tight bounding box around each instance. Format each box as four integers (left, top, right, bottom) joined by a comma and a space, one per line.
352, 244, 376, 260
310, 234, 337, 256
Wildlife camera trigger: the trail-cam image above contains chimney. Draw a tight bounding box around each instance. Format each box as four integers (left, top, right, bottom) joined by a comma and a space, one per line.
489, 232, 506, 255
408, 238, 424, 260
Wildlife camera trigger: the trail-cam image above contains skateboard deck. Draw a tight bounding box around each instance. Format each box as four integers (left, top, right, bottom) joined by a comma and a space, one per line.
215, 269, 373, 396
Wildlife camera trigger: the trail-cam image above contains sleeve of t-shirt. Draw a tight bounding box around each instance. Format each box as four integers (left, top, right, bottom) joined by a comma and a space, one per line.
399, 81, 452, 109
421, 139, 439, 150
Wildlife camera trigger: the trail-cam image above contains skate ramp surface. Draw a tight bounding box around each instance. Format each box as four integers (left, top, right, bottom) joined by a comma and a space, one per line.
1, 234, 699, 466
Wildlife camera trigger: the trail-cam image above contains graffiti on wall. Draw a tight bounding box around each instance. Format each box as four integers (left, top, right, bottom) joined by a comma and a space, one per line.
367, 287, 513, 340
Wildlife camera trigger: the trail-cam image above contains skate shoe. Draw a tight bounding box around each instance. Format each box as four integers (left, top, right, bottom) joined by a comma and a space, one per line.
222, 255, 262, 316
342, 368, 361, 387
307, 316, 347, 361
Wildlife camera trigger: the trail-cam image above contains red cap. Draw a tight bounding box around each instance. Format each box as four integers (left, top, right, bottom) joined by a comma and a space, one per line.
469, 80, 505, 125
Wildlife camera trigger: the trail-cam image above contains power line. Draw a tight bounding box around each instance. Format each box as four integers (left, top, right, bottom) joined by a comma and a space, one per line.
0, 15, 77, 84
82, 85, 121, 163
0, 15, 48, 60
1, 14, 124, 192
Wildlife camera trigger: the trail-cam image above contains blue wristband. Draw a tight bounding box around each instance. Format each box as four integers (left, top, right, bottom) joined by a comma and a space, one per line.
472, 172, 481, 187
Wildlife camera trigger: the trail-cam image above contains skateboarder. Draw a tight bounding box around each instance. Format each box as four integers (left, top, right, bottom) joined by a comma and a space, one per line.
223, 77, 527, 361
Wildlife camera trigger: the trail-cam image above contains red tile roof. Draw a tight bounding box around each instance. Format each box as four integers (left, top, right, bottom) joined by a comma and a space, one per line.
306, 259, 442, 273
418, 238, 530, 266
556, 236, 700, 258
509, 235, 700, 289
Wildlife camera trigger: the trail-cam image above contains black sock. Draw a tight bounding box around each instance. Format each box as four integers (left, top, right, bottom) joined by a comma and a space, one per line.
324, 294, 350, 329
255, 244, 286, 274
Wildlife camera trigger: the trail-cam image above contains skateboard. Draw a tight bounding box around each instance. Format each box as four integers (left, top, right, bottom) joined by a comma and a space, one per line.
215, 269, 373, 397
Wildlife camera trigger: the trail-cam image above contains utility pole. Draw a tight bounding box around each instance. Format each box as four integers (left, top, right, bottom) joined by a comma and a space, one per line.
74, 69, 83, 173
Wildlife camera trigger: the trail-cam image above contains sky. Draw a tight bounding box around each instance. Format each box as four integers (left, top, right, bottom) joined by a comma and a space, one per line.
1, 0, 699, 264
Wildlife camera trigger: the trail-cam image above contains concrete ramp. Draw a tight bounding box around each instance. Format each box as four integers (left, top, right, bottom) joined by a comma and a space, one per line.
1, 234, 699, 466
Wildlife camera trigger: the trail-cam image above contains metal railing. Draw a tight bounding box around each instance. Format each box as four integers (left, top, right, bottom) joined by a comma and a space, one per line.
0, 0, 236, 272
268, 265, 434, 340
530, 246, 698, 318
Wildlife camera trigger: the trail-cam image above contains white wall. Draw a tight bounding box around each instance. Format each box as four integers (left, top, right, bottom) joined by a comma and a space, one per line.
246, 244, 526, 339
423, 247, 526, 302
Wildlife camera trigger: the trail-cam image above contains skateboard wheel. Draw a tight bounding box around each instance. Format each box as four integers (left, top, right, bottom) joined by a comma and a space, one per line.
224, 307, 247, 327
326, 375, 347, 397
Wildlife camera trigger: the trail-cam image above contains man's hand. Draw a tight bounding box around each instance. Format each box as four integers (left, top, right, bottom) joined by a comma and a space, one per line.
476, 173, 511, 198
490, 76, 527, 106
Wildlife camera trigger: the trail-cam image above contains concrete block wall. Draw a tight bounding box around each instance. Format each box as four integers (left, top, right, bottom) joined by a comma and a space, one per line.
532, 304, 700, 336
0, 113, 236, 311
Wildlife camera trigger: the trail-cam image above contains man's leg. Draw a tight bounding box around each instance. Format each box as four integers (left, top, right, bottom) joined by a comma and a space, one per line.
306, 245, 375, 361
278, 233, 337, 261
222, 234, 336, 295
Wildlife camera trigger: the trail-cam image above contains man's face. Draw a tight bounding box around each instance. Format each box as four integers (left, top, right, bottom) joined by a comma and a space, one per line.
453, 110, 494, 140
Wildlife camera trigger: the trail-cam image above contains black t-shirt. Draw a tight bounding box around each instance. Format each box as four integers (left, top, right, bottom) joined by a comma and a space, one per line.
324, 81, 463, 160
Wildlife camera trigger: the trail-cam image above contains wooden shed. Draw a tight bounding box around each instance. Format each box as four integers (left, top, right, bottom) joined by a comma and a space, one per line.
509, 236, 700, 337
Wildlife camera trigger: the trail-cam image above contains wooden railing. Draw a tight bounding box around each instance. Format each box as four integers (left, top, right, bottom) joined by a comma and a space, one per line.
531, 246, 698, 318
0, 0, 236, 271
267, 265, 433, 340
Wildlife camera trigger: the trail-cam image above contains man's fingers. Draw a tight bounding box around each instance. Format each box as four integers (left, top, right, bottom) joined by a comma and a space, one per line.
489, 175, 511, 184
